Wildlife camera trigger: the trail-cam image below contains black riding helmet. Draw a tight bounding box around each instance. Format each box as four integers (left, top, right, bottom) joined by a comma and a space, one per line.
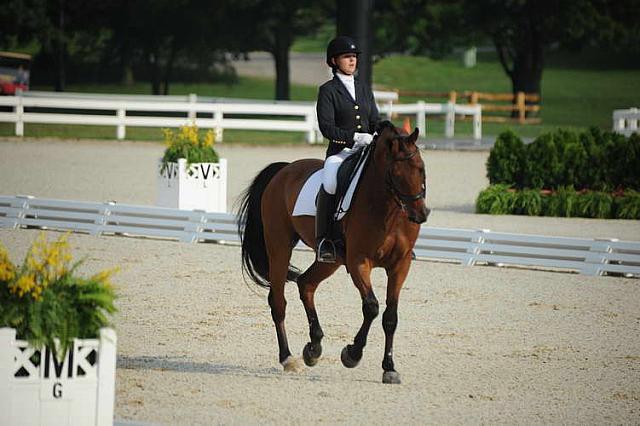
326, 36, 361, 67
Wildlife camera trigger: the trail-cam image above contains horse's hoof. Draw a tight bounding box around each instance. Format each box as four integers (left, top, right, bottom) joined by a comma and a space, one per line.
382, 370, 401, 384
303, 342, 322, 367
281, 356, 303, 373
340, 346, 360, 369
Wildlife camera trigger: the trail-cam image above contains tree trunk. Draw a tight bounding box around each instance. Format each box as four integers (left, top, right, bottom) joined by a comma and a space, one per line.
119, 0, 134, 86
55, 0, 66, 92
149, 50, 161, 95
162, 40, 177, 96
272, 25, 291, 101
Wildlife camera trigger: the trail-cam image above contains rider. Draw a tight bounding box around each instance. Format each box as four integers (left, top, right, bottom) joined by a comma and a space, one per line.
315, 35, 380, 263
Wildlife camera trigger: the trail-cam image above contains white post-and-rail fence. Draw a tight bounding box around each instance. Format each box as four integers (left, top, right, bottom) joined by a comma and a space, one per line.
1, 195, 638, 278
613, 108, 639, 137
0, 91, 481, 142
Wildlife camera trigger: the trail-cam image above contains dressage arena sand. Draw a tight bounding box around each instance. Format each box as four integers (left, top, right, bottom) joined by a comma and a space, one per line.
1, 138, 639, 424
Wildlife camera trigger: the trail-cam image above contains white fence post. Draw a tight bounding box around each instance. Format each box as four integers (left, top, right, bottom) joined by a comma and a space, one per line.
416, 101, 426, 137
445, 102, 455, 138
214, 107, 223, 142
473, 104, 482, 141
15, 95, 24, 137
116, 108, 126, 140
306, 110, 316, 144
187, 93, 197, 121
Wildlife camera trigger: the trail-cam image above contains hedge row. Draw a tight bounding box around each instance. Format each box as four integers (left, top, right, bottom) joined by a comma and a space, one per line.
476, 185, 640, 219
487, 128, 640, 191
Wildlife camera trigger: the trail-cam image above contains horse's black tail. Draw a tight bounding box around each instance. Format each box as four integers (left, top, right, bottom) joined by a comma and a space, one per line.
237, 162, 299, 288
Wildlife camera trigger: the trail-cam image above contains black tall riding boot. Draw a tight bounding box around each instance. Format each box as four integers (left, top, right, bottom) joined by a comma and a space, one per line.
315, 185, 337, 263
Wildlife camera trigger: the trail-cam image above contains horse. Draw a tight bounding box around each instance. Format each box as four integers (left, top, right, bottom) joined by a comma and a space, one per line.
236, 121, 429, 384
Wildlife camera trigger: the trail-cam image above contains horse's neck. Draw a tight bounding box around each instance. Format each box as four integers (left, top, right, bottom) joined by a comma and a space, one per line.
359, 154, 398, 223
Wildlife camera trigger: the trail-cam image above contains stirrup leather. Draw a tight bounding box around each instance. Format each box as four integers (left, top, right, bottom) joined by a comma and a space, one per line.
317, 238, 336, 263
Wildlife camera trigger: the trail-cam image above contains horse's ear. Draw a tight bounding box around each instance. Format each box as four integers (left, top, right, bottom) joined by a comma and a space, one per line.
408, 127, 419, 144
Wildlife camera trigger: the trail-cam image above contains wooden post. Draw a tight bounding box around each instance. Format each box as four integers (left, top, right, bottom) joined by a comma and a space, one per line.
516, 92, 525, 124
448, 90, 457, 104
470, 91, 479, 105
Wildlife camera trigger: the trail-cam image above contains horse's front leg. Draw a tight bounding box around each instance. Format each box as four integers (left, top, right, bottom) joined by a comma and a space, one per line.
381, 255, 412, 384
297, 261, 340, 366
341, 260, 378, 369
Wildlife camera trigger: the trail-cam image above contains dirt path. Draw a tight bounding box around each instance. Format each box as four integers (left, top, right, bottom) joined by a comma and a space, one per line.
1, 138, 639, 424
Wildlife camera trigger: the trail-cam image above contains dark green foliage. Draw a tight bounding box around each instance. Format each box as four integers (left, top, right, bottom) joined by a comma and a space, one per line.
489, 128, 640, 191
614, 190, 640, 219
475, 184, 515, 214
575, 191, 613, 218
523, 132, 562, 189
486, 131, 526, 187
475, 185, 640, 219
513, 189, 543, 216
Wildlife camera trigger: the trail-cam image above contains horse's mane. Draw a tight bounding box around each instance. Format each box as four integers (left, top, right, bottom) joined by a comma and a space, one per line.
375, 120, 398, 136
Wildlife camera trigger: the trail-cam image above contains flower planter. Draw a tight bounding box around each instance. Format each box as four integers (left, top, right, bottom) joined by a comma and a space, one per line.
157, 158, 228, 213
0, 327, 117, 426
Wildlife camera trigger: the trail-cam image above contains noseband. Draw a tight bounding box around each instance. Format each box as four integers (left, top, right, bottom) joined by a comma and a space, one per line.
385, 148, 426, 211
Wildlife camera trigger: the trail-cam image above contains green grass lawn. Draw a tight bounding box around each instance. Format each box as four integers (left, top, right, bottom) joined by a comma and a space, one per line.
5, 53, 638, 142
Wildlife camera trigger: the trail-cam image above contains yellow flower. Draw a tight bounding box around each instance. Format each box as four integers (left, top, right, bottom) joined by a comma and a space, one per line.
0, 244, 16, 282
23, 232, 72, 289
9, 273, 37, 298
204, 129, 215, 147
90, 267, 120, 288
162, 128, 175, 147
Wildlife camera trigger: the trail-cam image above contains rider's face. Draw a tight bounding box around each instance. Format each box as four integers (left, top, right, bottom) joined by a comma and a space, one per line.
333, 53, 357, 75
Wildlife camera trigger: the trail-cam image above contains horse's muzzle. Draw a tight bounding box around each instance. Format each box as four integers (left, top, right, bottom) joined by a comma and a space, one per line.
409, 205, 430, 224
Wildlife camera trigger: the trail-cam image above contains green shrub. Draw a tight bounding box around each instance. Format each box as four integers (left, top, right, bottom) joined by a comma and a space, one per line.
544, 186, 578, 217
577, 128, 607, 190
486, 131, 525, 187
488, 127, 640, 191
615, 190, 640, 219
514, 189, 543, 216
605, 132, 640, 190
0, 233, 117, 356
523, 132, 563, 189
475, 184, 515, 214
574, 191, 614, 218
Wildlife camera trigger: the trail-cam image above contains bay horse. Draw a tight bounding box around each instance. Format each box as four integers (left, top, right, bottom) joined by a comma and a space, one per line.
236, 121, 429, 384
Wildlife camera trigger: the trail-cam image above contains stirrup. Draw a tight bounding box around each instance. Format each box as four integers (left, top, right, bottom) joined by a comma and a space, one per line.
317, 238, 336, 263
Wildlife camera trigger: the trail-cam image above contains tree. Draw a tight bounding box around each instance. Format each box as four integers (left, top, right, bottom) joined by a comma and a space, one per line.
375, 0, 640, 103
233, 0, 330, 100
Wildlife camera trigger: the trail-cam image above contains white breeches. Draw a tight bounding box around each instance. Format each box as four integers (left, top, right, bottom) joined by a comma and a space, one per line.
322, 148, 353, 195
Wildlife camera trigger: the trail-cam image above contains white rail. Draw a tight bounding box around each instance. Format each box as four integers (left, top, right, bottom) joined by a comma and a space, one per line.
613, 108, 639, 136
1, 195, 637, 278
379, 101, 482, 140
0, 91, 479, 142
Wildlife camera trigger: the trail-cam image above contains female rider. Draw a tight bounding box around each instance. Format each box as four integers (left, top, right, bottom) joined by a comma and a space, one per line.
315, 36, 379, 263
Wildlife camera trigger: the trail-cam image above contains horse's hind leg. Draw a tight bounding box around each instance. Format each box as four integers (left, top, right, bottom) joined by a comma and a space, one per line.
264, 229, 300, 371
297, 261, 340, 366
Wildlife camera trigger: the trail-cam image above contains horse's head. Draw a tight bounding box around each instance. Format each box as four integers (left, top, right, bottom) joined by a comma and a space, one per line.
375, 121, 430, 224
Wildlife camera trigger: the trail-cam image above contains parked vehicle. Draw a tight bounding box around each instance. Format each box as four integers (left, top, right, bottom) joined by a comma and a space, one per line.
0, 51, 31, 95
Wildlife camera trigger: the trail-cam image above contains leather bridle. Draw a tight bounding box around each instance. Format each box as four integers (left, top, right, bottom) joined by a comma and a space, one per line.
385, 147, 426, 211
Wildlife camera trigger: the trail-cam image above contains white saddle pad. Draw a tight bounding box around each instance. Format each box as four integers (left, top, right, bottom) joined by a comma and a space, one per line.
292, 151, 370, 220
